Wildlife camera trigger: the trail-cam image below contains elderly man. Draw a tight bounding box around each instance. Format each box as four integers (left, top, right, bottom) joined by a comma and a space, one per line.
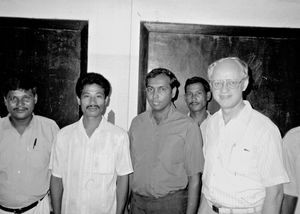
198, 57, 289, 214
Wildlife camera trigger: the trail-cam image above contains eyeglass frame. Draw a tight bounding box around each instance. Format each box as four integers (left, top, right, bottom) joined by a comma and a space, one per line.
209, 77, 248, 90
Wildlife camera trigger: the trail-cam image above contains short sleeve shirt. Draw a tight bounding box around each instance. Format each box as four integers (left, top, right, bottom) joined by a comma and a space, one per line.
51, 117, 133, 214
202, 101, 289, 208
0, 115, 59, 208
129, 105, 204, 197
283, 127, 300, 197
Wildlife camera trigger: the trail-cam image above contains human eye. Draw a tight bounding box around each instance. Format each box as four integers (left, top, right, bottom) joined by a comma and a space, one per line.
81, 93, 90, 98
146, 87, 154, 93
186, 92, 193, 97
96, 94, 105, 99
196, 91, 203, 96
23, 96, 33, 103
159, 87, 168, 93
212, 80, 223, 89
9, 96, 18, 103
227, 80, 239, 89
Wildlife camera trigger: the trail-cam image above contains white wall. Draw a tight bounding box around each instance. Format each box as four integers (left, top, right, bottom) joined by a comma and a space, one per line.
1, 0, 300, 129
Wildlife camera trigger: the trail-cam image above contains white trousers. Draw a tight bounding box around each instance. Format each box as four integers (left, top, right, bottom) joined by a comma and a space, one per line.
0, 195, 50, 214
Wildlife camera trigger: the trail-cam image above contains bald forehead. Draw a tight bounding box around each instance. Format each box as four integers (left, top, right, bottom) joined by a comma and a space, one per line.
214, 59, 242, 73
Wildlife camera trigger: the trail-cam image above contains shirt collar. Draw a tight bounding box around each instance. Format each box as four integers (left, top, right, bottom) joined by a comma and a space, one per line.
149, 103, 176, 125
78, 116, 107, 133
2, 114, 36, 130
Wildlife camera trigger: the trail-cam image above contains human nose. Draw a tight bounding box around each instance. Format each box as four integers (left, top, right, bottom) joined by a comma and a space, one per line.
90, 96, 97, 104
220, 81, 229, 92
16, 98, 25, 106
152, 88, 160, 98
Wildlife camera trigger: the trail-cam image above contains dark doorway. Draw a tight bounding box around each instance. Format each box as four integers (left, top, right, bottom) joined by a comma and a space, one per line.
138, 21, 300, 135
0, 17, 88, 128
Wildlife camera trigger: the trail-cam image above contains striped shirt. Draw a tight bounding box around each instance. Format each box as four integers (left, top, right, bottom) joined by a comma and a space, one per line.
202, 100, 289, 208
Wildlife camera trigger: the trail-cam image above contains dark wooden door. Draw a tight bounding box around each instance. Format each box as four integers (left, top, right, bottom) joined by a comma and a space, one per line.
0, 17, 88, 128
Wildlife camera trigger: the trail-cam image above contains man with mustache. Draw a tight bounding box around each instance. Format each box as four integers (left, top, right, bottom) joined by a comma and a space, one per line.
50, 72, 133, 214
129, 68, 204, 214
184, 76, 211, 143
0, 74, 59, 214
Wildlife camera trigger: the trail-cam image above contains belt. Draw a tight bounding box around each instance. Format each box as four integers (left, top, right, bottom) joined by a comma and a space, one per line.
133, 189, 187, 200
0, 196, 45, 214
207, 199, 262, 214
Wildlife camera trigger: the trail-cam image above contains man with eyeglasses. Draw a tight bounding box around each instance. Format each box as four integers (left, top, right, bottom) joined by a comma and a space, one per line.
0, 74, 59, 214
184, 76, 212, 144
129, 68, 204, 214
198, 57, 289, 214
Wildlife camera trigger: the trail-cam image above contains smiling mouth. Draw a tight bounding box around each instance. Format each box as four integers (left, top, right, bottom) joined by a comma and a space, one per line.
14, 108, 27, 112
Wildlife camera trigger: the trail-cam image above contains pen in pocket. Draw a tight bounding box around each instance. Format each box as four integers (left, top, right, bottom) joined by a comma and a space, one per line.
33, 138, 37, 149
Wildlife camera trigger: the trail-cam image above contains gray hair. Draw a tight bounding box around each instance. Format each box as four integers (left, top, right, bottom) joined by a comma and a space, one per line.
207, 57, 249, 80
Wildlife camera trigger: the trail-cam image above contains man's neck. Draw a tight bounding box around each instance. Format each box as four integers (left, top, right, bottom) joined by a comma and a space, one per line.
222, 100, 245, 124
9, 115, 33, 135
152, 104, 172, 125
82, 115, 102, 138
189, 109, 208, 127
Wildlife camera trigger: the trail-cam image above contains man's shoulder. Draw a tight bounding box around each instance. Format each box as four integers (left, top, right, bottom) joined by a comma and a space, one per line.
58, 121, 79, 136
34, 115, 59, 128
249, 108, 279, 130
130, 111, 150, 126
103, 120, 128, 136
283, 126, 300, 147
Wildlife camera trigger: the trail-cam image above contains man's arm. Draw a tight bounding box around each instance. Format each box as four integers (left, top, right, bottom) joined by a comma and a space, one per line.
261, 184, 283, 214
186, 173, 201, 214
50, 175, 63, 214
116, 174, 129, 214
281, 194, 298, 214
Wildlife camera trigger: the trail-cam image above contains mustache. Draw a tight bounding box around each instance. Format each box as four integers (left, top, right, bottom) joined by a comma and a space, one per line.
86, 105, 100, 109
189, 102, 200, 105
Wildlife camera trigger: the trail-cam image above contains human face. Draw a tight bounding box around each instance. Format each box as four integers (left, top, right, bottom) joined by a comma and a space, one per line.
77, 83, 108, 119
146, 74, 176, 114
210, 61, 248, 111
185, 83, 211, 113
4, 89, 37, 121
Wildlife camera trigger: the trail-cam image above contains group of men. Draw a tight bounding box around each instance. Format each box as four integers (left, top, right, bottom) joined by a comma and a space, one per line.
0, 57, 298, 214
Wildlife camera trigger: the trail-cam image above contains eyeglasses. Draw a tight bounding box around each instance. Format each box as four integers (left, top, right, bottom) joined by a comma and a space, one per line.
210, 78, 246, 90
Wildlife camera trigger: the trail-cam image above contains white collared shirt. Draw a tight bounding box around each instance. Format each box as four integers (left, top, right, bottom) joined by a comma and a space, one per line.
202, 101, 289, 208
51, 117, 133, 214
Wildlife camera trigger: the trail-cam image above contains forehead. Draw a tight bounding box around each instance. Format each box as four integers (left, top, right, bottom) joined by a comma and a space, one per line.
147, 74, 171, 86
186, 82, 205, 92
212, 60, 243, 80
82, 83, 105, 93
7, 89, 34, 97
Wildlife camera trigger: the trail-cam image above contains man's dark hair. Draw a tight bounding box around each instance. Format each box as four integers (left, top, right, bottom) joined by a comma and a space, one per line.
184, 76, 210, 93
75, 72, 111, 98
1, 74, 37, 97
145, 68, 180, 102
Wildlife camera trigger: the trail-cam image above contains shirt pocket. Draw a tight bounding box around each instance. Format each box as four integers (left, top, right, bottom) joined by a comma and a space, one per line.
228, 146, 255, 176
93, 154, 114, 174
29, 148, 50, 169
